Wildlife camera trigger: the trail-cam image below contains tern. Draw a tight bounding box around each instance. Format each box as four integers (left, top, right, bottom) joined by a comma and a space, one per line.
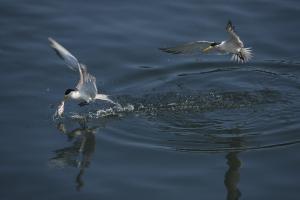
160, 20, 252, 63
48, 38, 115, 116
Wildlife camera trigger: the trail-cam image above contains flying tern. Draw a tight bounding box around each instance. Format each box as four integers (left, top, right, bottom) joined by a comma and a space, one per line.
160, 21, 252, 63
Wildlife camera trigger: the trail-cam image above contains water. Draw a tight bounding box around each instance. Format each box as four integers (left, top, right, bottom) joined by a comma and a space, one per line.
1, 0, 300, 199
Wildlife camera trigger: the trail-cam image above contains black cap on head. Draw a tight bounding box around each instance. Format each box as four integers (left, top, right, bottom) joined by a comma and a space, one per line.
64, 88, 75, 95
210, 42, 219, 47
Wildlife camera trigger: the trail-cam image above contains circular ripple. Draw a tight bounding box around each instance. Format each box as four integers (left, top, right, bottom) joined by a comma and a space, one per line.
55, 62, 300, 153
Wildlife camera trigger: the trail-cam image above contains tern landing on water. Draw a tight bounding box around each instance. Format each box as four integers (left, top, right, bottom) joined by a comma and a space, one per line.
160, 21, 252, 63
48, 38, 115, 117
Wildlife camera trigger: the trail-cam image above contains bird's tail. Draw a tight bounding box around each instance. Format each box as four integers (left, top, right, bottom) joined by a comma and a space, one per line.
231, 47, 253, 63
241, 47, 253, 62
95, 94, 116, 104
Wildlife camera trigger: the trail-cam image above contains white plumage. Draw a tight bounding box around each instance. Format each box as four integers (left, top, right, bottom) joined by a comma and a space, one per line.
49, 38, 114, 116
160, 21, 252, 63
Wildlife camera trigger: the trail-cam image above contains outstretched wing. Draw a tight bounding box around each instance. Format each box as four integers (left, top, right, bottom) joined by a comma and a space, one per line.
226, 21, 244, 47
48, 37, 80, 71
76, 64, 98, 99
160, 41, 217, 54
49, 38, 99, 99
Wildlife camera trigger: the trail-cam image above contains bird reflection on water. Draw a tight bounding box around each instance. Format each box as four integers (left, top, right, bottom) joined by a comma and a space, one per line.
225, 151, 242, 200
49, 86, 296, 196
50, 121, 98, 191
224, 138, 243, 200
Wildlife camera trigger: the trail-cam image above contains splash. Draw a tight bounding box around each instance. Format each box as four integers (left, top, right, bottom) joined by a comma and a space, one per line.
53, 89, 281, 121
86, 103, 135, 119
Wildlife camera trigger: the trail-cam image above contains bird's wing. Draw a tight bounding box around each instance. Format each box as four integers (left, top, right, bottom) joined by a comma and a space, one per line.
160, 41, 219, 54
226, 21, 244, 47
76, 64, 98, 98
48, 37, 80, 71
49, 38, 98, 99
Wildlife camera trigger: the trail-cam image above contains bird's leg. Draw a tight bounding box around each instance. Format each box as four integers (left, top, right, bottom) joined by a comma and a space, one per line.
78, 101, 89, 107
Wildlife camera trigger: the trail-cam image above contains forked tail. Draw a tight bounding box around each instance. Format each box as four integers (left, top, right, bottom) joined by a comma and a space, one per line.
231, 47, 253, 63
240, 47, 252, 62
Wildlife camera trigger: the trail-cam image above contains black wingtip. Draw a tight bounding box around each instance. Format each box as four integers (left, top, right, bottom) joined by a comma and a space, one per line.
159, 47, 171, 51
159, 47, 181, 54
158, 47, 168, 52
226, 20, 234, 31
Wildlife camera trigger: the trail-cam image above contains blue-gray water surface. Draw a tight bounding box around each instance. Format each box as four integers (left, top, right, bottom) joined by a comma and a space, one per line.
1, 0, 300, 199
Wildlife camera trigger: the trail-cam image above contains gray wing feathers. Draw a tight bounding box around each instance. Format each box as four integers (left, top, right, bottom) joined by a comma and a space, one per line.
226, 21, 244, 47
77, 64, 98, 98
48, 37, 80, 71
49, 37, 98, 99
160, 41, 214, 54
